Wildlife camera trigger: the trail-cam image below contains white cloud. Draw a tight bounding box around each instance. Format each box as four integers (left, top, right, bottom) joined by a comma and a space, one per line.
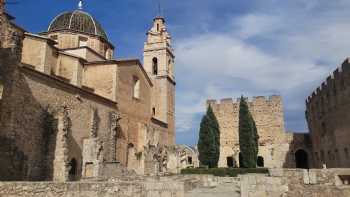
174, 2, 350, 136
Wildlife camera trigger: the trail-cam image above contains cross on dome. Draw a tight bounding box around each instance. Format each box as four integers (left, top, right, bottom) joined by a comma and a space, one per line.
78, 0, 83, 10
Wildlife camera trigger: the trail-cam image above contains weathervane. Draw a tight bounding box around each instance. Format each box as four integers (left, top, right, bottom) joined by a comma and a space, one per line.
78, 0, 83, 10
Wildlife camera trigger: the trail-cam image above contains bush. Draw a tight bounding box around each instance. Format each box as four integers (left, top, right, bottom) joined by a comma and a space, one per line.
181, 167, 268, 177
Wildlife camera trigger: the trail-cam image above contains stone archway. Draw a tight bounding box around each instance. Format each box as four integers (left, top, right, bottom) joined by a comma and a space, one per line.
295, 149, 309, 169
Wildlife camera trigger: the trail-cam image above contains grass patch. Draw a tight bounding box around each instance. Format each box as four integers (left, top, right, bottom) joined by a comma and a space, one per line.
181, 168, 268, 177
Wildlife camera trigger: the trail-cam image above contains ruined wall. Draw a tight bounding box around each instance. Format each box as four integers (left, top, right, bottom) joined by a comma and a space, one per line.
0, 50, 120, 180
0, 179, 187, 197
208, 96, 292, 168
306, 58, 350, 168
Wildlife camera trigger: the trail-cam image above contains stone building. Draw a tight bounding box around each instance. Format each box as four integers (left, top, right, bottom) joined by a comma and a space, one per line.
306, 58, 350, 168
207, 96, 310, 168
0, 2, 176, 181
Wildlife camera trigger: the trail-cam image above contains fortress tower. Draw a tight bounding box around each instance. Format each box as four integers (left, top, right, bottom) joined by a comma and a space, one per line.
143, 16, 175, 145
207, 96, 292, 168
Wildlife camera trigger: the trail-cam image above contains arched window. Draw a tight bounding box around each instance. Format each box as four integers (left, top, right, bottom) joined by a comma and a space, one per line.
152, 107, 156, 116
133, 77, 140, 99
78, 36, 88, 47
152, 57, 158, 75
69, 158, 77, 181
157, 24, 160, 32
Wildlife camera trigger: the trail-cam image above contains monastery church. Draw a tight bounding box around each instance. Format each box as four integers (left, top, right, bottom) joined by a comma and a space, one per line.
0, 1, 182, 181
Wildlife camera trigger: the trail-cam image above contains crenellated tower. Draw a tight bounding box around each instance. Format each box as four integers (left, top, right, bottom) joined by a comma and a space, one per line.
143, 16, 175, 145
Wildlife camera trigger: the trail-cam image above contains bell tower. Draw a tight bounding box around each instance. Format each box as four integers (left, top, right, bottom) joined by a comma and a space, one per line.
143, 16, 175, 145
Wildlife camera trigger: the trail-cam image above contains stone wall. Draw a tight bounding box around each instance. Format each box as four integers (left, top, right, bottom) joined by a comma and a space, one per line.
0, 180, 185, 197
0, 49, 120, 181
0, 169, 350, 197
0, 175, 196, 197
242, 168, 350, 197
208, 96, 294, 168
306, 58, 350, 168
41, 31, 114, 59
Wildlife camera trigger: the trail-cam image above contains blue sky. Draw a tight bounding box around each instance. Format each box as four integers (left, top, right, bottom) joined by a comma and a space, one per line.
8, 0, 350, 145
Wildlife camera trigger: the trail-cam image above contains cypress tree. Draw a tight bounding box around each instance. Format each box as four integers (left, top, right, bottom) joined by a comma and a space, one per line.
198, 105, 220, 168
239, 96, 259, 168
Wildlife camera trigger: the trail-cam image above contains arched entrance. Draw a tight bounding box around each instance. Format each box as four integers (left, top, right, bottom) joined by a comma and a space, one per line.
227, 157, 234, 168
257, 156, 264, 167
69, 158, 77, 181
295, 149, 309, 169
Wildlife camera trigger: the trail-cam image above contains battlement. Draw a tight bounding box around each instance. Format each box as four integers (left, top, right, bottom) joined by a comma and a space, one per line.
306, 58, 350, 105
207, 95, 282, 107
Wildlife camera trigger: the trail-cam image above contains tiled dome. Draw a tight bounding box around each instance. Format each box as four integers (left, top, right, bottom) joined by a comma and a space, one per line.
48, 10, 108, 40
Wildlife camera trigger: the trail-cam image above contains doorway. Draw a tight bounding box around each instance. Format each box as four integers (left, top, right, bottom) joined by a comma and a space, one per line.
295, 149, 309, 169
69, 158, 77, 181
227, 157, 234, 168
257, 156, 264, 167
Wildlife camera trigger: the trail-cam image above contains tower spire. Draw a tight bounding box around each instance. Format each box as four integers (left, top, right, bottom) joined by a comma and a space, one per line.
78, 0, 83, 10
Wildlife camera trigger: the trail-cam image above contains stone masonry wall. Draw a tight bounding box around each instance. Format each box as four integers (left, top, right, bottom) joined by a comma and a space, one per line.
208, 96, 292, 168
0, 178, 189, 197
306, 58, 350, 168
0, 49, 120, 181
0, 169, 350, 197
242, 168, 350, 197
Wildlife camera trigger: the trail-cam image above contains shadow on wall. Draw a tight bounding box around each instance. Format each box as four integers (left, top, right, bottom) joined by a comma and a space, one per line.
0, 49, 83, 181
0, 49, 45, 180
0, 136, 28, 181
282, 133, 312, 169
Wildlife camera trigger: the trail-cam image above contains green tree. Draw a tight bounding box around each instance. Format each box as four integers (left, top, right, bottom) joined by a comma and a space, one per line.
239, 96, 259, 168
198, 105, 220, 168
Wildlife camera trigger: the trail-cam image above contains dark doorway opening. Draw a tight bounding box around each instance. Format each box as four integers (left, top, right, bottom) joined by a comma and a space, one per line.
239, 153, 243, 167
295, 149, 309, 169
69, 158, 77, 181
257, 156, 264, 167
227, 157, 234, 167
187, 156, 193, 164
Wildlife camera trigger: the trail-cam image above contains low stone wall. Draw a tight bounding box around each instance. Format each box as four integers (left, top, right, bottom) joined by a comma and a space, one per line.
0, 179, 188, 197
1, 169, 350, 197
241, 168, 350, 197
